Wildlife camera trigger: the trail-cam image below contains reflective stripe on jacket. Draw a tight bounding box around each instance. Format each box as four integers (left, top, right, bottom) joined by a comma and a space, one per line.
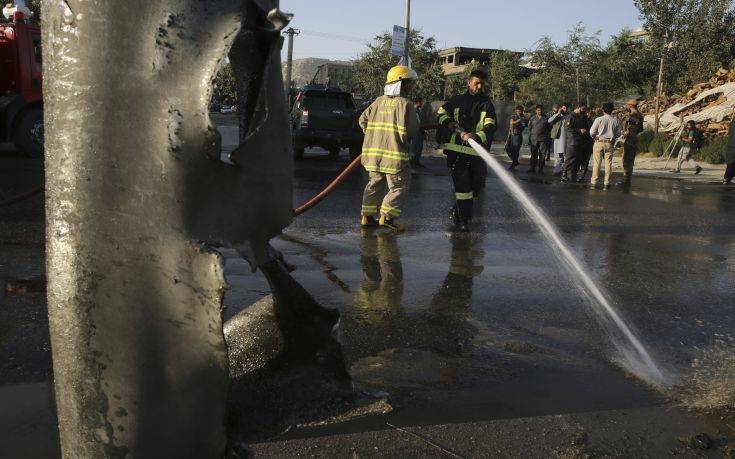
359, 96, 419, 174
437, 92, 496, 156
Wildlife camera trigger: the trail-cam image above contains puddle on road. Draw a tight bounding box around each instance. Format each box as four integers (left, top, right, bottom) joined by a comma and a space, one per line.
260, 223, 735, 436
255, 230, 669, 436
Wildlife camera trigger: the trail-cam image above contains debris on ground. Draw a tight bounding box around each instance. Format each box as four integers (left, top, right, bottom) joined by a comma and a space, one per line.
675, 337, 735, 410
296, 397, 392, 428
616, 68, 735, 139
553, 445, 595, 459
678, 432, 713, 450
571, 432, 589, 447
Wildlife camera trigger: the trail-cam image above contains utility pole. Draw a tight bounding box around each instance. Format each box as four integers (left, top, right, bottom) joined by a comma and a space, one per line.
284, 27, 299, 100
404, 0, 411, 63
654, 32, 671, 135
654, 56, 665, 134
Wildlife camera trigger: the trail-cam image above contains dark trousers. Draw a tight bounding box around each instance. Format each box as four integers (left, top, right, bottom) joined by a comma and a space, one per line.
410, 134, 424, 166
563, 144, 580, 181
507, 135, 523, 164
623, 142, 638, 178
578, 142, 593, 177
725, 162, 735, 182
529, 140, 549, 171
447, 152, 485, 223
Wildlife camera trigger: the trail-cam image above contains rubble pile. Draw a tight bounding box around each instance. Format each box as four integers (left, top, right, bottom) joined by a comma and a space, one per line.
616, 68, 735, 138
678, 68, 735, 104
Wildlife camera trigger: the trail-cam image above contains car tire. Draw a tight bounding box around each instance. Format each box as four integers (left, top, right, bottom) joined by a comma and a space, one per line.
349, 144, 361, 160
294, 147, 305, 160
14, 108, 44, 158
328, 147, 341, 158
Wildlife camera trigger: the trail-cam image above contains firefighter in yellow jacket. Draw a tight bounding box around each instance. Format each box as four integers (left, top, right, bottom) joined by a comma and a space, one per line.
358, 66, 420, 233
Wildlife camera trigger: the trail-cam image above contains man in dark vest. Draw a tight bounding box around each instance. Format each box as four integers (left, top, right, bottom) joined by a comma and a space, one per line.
622, 100, 644, 184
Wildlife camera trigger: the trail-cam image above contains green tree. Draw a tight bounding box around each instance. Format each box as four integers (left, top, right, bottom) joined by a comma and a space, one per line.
427, 52, 525, 101
592, 29, 660, 98
212, 63, 237, 106
634, 0, 735, 94
522, 24, 602, 106
634, 0, 693, 41
519, 23, 667, 106
676, 0, 735, 88
351, 29, 444, 101
490, 51, 523, 101
517, 72, 571, 107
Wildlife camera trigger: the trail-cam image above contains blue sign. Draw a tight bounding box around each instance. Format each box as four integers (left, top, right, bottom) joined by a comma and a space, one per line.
391, 25, 407, 57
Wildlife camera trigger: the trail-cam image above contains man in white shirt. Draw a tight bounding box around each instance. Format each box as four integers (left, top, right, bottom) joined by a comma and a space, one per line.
588, 102, 622, 189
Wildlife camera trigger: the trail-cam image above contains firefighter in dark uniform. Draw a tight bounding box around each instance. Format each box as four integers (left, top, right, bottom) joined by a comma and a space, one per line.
436, 70, 497, 232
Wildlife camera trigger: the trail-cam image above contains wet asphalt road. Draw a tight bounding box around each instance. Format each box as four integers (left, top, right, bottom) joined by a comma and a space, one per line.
225, 147, 735, 436
1, 138, 734, 455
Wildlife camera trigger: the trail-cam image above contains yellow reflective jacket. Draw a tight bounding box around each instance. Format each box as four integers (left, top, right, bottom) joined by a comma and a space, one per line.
359, 95, 420, 175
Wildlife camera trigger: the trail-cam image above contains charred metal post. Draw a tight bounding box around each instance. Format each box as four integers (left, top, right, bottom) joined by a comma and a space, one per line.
43, 0, 293, 455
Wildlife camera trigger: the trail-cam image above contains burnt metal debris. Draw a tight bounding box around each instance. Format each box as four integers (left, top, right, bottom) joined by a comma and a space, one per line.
43, 0, 347, 456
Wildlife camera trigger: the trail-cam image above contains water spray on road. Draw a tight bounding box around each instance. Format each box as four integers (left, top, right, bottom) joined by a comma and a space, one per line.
462, 133, 667, 386
291, 132, 668, 385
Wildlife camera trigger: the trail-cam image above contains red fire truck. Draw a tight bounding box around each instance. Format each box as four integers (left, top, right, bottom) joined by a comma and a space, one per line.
0, 11, 43, 157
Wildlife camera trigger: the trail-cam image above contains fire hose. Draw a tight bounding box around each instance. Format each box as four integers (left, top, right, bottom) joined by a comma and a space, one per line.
294, 154, 363, 216
294, 123, 438, 216
2, 127, 437, 215
3, 156, 367, 215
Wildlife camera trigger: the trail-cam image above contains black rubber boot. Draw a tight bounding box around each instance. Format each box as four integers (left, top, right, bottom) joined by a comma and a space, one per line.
458, 199, 473, 222
450, 205, 460, 227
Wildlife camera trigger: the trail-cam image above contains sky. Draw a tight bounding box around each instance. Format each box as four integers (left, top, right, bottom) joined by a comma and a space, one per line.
279, 0, 643, 61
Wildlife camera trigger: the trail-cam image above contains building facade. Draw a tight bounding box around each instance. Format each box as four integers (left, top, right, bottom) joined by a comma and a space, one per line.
314, 62, 354, 90
439, 47, 523, 76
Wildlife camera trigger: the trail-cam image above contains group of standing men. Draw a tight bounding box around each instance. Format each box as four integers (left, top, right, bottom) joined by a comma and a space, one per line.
355, 66, 647, 233
504, 100, 644, 188
354, 65, 726, 235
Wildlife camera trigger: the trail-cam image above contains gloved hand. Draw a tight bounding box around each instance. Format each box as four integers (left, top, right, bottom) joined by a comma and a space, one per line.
461, 132, 478, 142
